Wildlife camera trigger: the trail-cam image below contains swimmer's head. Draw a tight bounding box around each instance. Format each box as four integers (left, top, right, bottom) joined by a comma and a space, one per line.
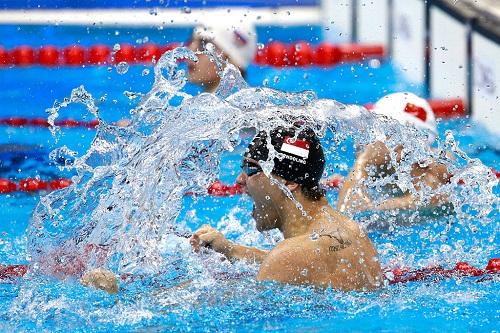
189, 19, 257, 84
243, 126, 326, 201
372, 92, 438, 144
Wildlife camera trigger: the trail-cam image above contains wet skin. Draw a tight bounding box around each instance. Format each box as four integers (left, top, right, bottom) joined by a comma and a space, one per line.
191, 158, 383, 291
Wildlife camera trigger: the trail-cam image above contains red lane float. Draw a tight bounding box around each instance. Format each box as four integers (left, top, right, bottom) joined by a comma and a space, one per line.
64, 45, 86, 65
205, 168, 500, 197
314, 42, 341, 66
19, 178, 48, 192
0, 47, 10, 66
0, 264, 28, 280
265, 41, 288, 67
11, 46, 35, 66
88, 44, 111, 65
114, 43, 136, 63
288, 41, 314, 66
137, 43, 162, 63
323, 175, 343, 189
207, 180, 243, 196
49, 178, 73, 190
38, 45, 60, 66
0, 179, 17, 193
0, 94, 466, 130
0, 178, 72, 194
0, 117, 28, 127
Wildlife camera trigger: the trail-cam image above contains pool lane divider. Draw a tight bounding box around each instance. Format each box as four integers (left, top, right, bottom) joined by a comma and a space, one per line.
3, 171, 497, 196
0, 42, 385, 68
0, 178, 72, 193
1, 258, 499, 284
0, 117, 99, 128
0, 98, 467, 131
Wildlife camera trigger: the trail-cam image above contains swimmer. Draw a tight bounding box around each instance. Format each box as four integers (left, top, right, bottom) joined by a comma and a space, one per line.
190, 126, 382, 291
116, 22, 257, 126
55, 126, 383, 293
336, 92, 451, 215
187, 21, 257, 92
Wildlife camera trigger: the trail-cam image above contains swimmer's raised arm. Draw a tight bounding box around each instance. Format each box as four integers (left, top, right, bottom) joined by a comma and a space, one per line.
190, 225, 269, 263
339, 148, 451, 213
337, 142, 391, 213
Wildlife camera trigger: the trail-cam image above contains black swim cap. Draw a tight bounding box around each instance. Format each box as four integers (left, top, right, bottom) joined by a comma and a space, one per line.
244, 126, 325, 186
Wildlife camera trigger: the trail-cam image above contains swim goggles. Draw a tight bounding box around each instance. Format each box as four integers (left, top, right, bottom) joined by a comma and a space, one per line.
241, 160, 263, 177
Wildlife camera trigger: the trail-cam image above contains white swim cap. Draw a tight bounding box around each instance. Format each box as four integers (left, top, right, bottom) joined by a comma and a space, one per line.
193, 21, 257, 70
372, 92, 438, 144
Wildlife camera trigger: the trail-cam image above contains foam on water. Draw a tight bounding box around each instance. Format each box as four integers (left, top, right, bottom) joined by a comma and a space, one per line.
7, 46, 498, 330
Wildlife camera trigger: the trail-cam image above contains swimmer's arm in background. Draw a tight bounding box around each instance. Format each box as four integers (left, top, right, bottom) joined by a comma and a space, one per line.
190, 225, 269, 263
371, 163, 451, 211
337, 141, 391, 213
411, 162, 451, 207
370, 194, 418, 211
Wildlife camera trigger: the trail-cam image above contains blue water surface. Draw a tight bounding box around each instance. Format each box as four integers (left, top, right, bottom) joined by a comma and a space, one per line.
0, 25, 498, 332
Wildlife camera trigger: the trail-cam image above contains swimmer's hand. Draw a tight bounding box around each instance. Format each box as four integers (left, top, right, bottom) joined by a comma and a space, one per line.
190, 225, 269, 263
80, 268, 118, 294
190, 225, 233, 257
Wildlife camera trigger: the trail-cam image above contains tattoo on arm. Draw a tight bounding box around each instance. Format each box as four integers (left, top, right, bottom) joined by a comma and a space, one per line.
319, 229, 352, 252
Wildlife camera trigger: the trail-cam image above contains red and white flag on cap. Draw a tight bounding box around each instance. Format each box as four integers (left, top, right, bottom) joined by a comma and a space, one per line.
281, 136, 310, 159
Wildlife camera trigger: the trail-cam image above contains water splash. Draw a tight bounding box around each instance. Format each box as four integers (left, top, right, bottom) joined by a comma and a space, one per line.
1, 43, 494, 330
23, 44, 497, 300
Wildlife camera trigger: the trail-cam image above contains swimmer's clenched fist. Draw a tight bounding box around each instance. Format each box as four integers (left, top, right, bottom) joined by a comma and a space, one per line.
190, 225, 232, 256
190, 225, 269, 263
80, 268, 118, 294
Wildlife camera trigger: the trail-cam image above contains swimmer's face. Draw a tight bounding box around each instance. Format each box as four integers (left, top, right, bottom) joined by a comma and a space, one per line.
236, 159, 283, 232
187, 36, 222, 90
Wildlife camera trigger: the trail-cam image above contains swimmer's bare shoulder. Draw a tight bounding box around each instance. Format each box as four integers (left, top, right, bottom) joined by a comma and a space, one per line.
257, 219, 382, 291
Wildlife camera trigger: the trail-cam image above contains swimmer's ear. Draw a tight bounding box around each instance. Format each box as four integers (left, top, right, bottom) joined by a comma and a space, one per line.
285, 180, 300, 192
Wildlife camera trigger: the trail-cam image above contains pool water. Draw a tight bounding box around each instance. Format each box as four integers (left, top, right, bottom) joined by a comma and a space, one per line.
0, 25, 499, 332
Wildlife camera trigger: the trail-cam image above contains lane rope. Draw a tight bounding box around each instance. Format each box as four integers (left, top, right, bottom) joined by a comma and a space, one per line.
0, 42, 384, 68
0, 178, 72, 193
0, 117, 99, 128
1, 258, 498, 284
0, 97, 467, 130
1, 169, 498, 195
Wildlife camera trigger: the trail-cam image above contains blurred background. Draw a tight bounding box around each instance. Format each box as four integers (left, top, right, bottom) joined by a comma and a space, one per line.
0, 0, 498, 233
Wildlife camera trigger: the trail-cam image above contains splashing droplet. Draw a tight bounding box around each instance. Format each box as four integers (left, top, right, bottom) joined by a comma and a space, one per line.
116, 61, 129, 75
